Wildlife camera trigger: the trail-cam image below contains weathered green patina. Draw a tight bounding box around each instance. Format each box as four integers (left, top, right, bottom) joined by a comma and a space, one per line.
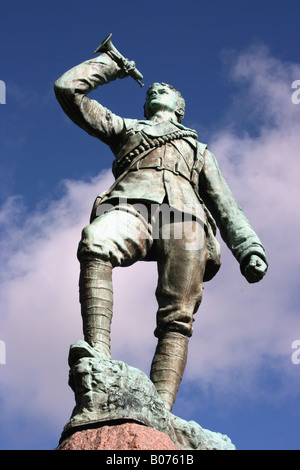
61, 340, 236, 450
54, 35, 268, 413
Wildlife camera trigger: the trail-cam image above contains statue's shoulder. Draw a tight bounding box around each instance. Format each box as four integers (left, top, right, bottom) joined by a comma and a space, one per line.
123, 118, 152, 133
197, 141, 207, 154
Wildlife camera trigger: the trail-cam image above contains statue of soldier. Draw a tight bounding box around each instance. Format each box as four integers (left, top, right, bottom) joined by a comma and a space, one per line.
54, 41, 268, 412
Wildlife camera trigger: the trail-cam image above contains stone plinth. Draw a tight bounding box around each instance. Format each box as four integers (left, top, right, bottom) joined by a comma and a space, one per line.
56, 422, 178, 450
57, 340, 235, 451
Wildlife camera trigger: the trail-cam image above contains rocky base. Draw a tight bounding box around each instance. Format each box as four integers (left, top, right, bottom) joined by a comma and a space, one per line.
56, 422, 178, 450
57, 340, 235, 451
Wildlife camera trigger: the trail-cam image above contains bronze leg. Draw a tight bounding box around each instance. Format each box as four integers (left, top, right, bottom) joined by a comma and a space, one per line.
150, 215, 208, 411
79, 257, 113, 358
77, 203, 153, 357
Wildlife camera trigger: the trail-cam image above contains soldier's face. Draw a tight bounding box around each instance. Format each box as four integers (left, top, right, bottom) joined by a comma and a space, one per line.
145, 85, 178, 117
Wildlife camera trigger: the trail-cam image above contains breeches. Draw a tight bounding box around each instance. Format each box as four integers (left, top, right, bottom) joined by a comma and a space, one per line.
77, 202, 209, 338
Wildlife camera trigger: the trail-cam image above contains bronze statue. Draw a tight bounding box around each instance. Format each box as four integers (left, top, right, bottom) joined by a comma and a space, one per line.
54, 35, 268, 412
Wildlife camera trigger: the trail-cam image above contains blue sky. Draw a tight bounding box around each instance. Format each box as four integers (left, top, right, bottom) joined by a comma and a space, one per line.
0, 0, 300, 450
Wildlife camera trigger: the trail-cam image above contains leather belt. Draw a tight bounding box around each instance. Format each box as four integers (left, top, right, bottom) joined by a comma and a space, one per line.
129, 156, 192, 182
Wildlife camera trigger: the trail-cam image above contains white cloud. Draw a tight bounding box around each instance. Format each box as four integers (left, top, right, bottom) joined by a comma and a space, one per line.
0, 171, 113, 433
0, 169, 159, 444
186, 44, 300, 399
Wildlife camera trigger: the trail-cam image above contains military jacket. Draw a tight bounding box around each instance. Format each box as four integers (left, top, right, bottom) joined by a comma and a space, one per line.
106, 118, 207, 223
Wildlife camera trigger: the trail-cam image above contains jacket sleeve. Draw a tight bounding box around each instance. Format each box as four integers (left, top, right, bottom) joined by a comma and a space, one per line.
199, 148, 268, 276
54, 53, 124, 148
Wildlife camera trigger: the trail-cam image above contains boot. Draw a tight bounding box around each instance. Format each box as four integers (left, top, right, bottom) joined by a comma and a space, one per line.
79, 257, 113, 359
150, 331, 188, 412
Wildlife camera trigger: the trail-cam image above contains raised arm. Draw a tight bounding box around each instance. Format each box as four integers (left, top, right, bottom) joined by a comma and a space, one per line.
54, 53, 125, 148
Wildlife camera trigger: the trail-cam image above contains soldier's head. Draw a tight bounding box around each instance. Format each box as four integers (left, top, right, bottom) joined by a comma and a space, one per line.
144, 83, 185, 123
